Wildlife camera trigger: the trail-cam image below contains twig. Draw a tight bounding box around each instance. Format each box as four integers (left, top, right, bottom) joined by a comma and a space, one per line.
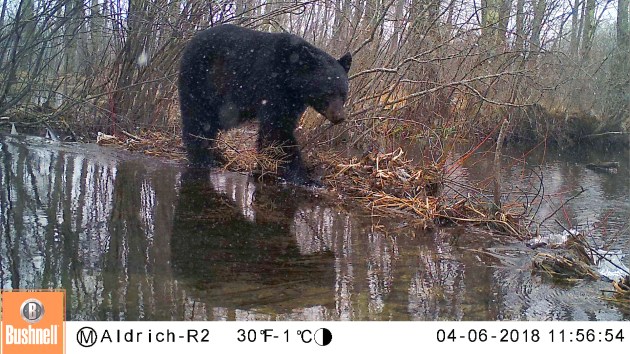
539, 186, 586, 226
121, 130, 142, 141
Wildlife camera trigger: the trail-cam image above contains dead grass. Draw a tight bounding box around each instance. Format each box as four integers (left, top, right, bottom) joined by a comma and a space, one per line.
603, 276, 630, 309
532, 252, 599, 281
214, 127, 287, 178
96, 126, 287, 179
317, 147, 528, 235
531, 231, 602, 281
318, 148, 442, 222
96, 130, 187, 161
97, 127, 529, 236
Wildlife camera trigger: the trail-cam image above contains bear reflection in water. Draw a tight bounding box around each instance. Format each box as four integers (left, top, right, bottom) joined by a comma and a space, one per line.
171, 168, 335, 309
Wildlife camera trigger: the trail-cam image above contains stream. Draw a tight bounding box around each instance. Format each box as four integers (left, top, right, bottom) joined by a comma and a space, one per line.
1, 134, 628, 320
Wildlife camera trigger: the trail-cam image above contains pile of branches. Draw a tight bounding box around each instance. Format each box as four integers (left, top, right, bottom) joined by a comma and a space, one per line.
318, 147, 527, 235
319, 148, 442, 222
531, 231, 600, 281
604, 267, 630, 309
532, 252, 599, 281
530, 229, 630, 308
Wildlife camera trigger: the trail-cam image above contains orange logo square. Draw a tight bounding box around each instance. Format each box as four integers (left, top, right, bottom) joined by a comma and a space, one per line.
1, 290, 65, 354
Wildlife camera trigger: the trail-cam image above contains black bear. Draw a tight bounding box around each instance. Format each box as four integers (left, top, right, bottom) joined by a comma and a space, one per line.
178, 24, 352, 185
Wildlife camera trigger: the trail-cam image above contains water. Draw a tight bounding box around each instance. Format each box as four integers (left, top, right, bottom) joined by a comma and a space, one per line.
445, 145, 629, 239
1, 134, 628, 320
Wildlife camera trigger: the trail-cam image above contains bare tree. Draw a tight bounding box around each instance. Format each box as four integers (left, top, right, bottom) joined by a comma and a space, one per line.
0, 0, 625, 146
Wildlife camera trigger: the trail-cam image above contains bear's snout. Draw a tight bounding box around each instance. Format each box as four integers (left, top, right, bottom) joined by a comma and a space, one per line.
326, 110, 346, 124
321, 98, 347, 124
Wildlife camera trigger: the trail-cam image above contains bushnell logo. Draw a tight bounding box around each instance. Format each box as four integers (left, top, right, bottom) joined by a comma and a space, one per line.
20, 298, 45, 324
1, 290, 65, 354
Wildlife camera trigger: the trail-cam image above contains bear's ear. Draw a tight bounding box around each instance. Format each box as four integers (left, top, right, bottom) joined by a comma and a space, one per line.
338, 52, 352, 73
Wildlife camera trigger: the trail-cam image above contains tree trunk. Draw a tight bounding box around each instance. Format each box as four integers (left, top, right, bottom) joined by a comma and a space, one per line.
235, 0, 246, 17
482, 0, 504, 52
581, 0, 596, 61
608, 0, 630, 128
498, 0, 511, 50
0, 0, 36, 109
514, 0, 526, 52
617, 0, 629, 53
387, 0, 406, 58
530, 0, 546, 52
569, 0, 580, 58
90, 0, 104, 57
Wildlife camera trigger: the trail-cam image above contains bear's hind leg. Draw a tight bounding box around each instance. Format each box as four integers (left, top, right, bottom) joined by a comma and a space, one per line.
181, 104, 224, 167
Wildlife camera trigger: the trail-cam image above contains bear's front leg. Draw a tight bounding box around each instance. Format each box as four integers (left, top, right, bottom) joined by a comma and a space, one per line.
257, 113, 318, 186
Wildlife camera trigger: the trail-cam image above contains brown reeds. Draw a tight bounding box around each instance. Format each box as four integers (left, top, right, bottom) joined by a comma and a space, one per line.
532, 252, 599, 281
214, 127, 286, 179
613, 276, 630, 295
96, 130, 187, 161
98, 127, 529, 236
531, 231, 601, 281
603, 276, 630, 309
318, 148, 441, 221
317, 147, 527, 235
601, 278, 630, 314
96, 126, 286, 179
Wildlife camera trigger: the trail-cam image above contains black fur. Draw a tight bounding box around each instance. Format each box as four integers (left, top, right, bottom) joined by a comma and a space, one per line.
179, 24, 352, 185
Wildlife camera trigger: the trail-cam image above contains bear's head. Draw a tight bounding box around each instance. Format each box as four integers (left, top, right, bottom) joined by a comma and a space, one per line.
285, 41, 352, 124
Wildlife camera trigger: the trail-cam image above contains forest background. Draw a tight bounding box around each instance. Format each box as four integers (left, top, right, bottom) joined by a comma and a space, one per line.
0, 0, 628, 149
